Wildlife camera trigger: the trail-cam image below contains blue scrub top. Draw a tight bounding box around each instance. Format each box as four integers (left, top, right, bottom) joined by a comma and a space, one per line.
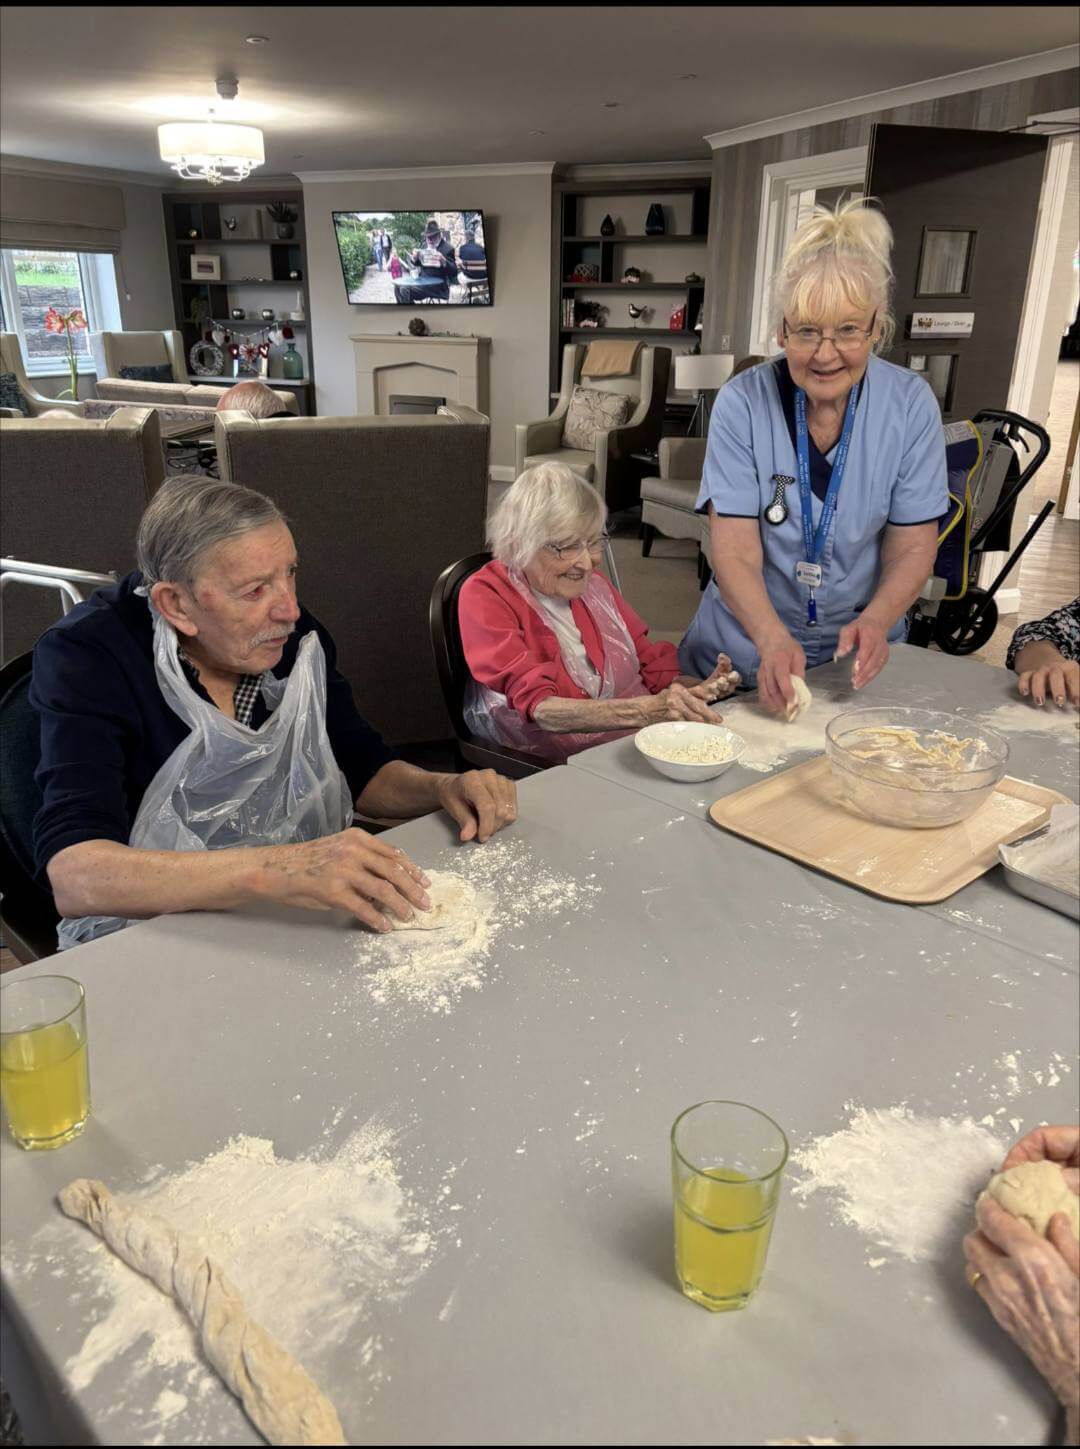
679, 353, 948, 686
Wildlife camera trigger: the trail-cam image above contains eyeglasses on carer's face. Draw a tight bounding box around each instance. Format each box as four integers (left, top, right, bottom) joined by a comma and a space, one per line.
783, 312, 877, 353
544, 532, 610, 562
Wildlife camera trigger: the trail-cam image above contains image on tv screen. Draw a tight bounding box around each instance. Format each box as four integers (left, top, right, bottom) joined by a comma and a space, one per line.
333, 210, 491, 306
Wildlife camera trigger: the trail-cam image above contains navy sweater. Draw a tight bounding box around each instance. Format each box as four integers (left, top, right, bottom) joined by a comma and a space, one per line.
30, 572, 396, 876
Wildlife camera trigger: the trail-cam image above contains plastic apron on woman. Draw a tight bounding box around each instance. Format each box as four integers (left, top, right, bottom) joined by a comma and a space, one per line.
679, 354, 948, 688
464, 569, 652, 764
58, 606, 353, 948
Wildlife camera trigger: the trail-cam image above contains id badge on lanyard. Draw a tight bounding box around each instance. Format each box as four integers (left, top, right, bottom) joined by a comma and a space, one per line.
794, 385, 858, 626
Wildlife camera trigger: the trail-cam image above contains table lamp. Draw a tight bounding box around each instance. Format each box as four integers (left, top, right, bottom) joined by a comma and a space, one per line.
674, 353, 735, 436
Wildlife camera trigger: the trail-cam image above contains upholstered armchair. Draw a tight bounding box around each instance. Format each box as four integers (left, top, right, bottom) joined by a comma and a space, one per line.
0, 333, 83, 415
515, 343, 671, 512
640, 437, 713, 587
89, 329, 187, 392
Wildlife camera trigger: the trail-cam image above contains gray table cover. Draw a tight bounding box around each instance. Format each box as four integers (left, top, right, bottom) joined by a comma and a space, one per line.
1, 709, 1078, 1444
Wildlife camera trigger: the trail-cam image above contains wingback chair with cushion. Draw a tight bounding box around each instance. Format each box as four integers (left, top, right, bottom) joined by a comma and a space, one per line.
0, 332, 83, 416
515, 343, 671, 512
89, 329, 187, 390
215, 405, 491, 744
0, 408, 164, 662
639, 436, 712, 588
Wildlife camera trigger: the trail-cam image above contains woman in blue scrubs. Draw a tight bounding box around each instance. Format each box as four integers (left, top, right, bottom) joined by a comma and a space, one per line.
680, 200, 948, 715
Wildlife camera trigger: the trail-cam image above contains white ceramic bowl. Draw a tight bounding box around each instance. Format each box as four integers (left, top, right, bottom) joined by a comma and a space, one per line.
634, 722, 746, 782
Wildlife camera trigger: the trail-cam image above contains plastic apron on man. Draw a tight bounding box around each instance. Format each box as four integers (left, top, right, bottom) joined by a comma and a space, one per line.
679, 354, 948, 688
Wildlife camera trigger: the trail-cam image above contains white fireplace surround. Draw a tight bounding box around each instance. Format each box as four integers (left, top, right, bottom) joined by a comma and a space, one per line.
351, 334, 490, 417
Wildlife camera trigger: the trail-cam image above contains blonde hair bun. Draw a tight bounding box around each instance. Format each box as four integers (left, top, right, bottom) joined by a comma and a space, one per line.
773, 196, 896, 351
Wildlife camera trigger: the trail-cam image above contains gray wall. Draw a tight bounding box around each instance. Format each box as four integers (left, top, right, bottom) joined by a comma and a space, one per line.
301, 170, 552, 468
703, 69, 1080, 357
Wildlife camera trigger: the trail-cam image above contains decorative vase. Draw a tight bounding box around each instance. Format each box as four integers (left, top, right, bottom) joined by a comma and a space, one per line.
281, 342, 304, 380
599, 214, 615, 237
645, 203, 666, 236
231, 308, 246, 320
275, 223, 295, 240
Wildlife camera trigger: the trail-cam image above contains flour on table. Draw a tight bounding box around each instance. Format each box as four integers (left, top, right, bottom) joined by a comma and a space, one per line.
390, 871, 478, 932
354, 838, 600, 1015
792, 1103, 1004, 1262
720, 690, 838, 772
5, 1121, 437, 1443
979, 700, 1080, 740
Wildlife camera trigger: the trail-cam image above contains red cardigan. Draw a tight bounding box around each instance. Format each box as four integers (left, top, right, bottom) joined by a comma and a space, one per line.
459, 560, 680, 722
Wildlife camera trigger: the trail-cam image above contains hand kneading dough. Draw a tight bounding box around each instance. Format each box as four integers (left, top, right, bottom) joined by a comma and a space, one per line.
391, 870, 477, 932
784, 675, 812, 724
58, 1179, 346, 1446
981, 1160, 1080, 1240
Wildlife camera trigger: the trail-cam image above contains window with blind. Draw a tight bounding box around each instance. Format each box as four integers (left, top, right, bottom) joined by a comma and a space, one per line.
0, 247, 121, 375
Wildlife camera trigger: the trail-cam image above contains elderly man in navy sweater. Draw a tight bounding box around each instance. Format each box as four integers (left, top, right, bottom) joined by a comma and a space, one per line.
31, 474, 517, 947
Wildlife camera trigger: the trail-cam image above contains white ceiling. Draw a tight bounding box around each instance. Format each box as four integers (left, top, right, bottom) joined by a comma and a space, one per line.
1, 6, 1077, 178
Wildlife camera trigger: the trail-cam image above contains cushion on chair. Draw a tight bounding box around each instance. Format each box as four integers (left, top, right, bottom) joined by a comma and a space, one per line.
640, 474, 701, 510
0, 372, 30, 417
561, 385, 631, 450
524, 449, 596, 481
119, 363, 174, 384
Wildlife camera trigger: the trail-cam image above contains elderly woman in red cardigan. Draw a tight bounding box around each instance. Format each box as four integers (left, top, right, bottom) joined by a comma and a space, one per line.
459, 463, 739, 763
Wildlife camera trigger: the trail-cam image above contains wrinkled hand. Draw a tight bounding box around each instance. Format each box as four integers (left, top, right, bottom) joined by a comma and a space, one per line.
437, 770, 517, 844
756, 637, 807, 715
1018, 660, 1080, 709
695, 652, 742, 703
652, 681, 723, 724
259, 828, 431, 932
1003, 1125, 1080, 1196
963, 1194, 1080, 1420
835, 616, 890, 690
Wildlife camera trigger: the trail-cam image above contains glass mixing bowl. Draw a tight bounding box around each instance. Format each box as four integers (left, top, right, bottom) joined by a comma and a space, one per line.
825, 707, 1009, 829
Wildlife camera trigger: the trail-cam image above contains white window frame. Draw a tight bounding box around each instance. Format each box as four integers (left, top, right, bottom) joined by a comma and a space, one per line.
747, 146, 869, 356
0, 249, 122, 376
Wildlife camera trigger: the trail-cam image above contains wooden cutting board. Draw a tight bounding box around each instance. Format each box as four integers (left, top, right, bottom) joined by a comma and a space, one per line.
707, 756, 1068, 904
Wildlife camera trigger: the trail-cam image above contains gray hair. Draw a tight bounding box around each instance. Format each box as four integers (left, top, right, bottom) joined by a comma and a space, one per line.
136, 475, 286, 589
215, 380, 291, 419
487, 462, 606, 571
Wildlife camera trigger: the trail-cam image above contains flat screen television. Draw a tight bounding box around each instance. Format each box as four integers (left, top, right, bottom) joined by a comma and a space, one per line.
333, 210, 491, 306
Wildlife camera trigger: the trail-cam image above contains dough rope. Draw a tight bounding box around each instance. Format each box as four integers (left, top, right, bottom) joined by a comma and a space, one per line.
58, 1178, 346, 1446
784, 676, 812, 724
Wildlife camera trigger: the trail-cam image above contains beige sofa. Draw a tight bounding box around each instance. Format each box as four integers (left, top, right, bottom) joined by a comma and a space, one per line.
515, 343, 671, 512
215, 405, 490, 743
0, 408, 164, 661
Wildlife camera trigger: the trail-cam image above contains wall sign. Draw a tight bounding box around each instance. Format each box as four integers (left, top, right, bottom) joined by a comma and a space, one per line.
907, 312, 974, 339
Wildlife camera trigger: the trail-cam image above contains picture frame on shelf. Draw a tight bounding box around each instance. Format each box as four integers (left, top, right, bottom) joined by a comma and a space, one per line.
190, 254, 222, 281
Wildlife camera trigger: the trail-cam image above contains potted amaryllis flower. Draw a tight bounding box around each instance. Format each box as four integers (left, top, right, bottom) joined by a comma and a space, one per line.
43, 305, 88, 400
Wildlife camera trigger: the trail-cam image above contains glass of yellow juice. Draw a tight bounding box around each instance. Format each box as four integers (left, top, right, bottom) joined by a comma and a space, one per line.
0, 976, 90, 1150
671, 1100, 788, 1312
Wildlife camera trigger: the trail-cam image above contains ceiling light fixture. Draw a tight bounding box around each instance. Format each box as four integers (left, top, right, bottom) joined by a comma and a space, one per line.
158, 76, 265, 185
601, 101, 621, 109
527, 129, 547, 136
245, 34, 270, 43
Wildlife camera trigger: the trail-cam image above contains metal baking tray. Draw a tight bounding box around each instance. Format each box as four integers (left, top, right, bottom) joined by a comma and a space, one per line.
1001, 860, 1080, 920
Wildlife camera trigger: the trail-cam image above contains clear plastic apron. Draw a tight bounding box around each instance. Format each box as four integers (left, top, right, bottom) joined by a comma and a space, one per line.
58, 611, 353, 949
463, 570, 651, 763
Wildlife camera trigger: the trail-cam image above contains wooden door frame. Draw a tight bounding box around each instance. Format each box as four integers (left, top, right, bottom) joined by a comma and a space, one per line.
747, 147, 867, 356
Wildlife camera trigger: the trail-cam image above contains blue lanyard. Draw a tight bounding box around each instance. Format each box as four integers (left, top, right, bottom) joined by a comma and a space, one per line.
794, 383, 859, 568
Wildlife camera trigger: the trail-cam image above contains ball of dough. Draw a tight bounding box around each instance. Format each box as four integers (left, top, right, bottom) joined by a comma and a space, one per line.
784, 675, 812, 724
389, 870, 477, 932
981, 1160, 1080, 1240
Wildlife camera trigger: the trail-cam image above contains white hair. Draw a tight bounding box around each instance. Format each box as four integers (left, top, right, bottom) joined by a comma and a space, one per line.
770, 196, 896, 352
487, 463, 606, 571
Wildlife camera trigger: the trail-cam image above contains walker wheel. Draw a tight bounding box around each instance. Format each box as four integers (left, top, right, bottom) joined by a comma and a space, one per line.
932, 588, 999, 655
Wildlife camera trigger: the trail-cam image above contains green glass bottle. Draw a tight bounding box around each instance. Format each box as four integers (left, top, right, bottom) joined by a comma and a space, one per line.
282, 342, 304, 380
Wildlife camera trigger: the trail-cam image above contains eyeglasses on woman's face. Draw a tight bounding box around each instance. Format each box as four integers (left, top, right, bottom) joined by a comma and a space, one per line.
783, 312, 877, 354
544, 532, 609, 563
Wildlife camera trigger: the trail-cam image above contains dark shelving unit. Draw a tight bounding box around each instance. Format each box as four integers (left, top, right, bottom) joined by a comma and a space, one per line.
163, 189, 316, 413
551, 176, 711, 411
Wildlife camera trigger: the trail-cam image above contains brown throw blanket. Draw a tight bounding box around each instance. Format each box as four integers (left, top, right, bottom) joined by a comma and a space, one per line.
581, 339, 642, 378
